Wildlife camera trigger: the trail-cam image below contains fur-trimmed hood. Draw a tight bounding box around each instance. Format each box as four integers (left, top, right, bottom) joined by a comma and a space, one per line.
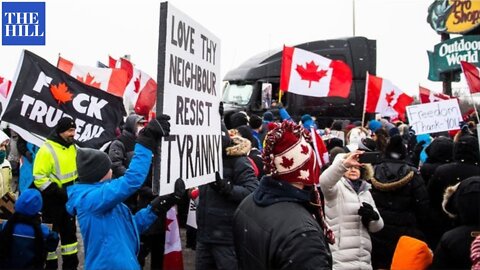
371, 161, 415, 191
442, 183, 459, 219
226, 136, 251, 157
442, 176, 480, 225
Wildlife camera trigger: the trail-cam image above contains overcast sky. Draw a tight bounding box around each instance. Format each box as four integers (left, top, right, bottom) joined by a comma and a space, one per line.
0, 0, 470, 97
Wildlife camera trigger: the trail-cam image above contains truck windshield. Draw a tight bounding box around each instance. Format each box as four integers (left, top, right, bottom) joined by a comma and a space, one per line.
222, 83, 253, 105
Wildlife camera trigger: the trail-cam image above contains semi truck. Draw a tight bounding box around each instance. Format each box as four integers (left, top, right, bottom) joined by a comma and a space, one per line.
222, 36, 376, 126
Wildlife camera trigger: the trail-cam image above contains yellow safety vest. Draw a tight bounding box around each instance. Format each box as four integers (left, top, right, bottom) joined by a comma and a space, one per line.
33, 139, 77, 191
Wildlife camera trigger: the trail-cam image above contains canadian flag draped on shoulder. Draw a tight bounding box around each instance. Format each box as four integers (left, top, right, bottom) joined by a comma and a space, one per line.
280, 46, 352, 98
365, 73, 413, 121
0, 50, 125, 149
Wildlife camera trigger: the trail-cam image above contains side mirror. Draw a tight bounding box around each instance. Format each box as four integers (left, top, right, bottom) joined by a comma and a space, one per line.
261, 83, 272, 109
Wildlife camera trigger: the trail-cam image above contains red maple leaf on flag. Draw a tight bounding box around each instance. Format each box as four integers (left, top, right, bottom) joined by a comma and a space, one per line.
280, 156, 294, 169
77, 73, 101, 89
385, 90, 395, 106
300, 144, 309, 155
295, 61, 328, 87
50, 83, 73, 104
0, 77, 4, 85
134, 76, 141, 93
165, 217, 173, 231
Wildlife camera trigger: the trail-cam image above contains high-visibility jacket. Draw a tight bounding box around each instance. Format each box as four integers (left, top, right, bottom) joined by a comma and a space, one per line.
33, 140, 77, 191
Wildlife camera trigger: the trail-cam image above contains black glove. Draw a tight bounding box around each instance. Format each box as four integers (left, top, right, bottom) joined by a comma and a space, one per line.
209, 172, 233, 196
219, 101, 224, 117
413, 141, 426, 156
358, 202, 379, 228
150, 178, 186, 216
137, 114, 171, 151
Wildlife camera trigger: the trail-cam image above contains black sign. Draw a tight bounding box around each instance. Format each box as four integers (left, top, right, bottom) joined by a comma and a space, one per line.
2, 50, 125, 148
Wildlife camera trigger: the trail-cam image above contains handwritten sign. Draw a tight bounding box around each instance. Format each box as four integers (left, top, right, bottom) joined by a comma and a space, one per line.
406, 99, 462, 135
156, 2, 221, 195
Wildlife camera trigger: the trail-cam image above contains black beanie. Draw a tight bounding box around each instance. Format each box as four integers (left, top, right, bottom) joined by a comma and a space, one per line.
249, 115, 263, 129
56, 117, 76, 134
385, 134, 407, 160
453, 135, 480, 163
76, 148, 112, 183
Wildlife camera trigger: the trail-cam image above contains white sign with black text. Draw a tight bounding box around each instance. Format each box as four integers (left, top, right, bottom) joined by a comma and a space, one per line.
406, 99, 463, 135
156, 2, 222, 195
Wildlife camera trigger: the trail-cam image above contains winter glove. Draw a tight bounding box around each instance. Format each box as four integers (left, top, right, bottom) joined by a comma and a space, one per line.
358, 202, 379, 228
137, 114, 171, 151
209, 171, 233, 196
219, 101, 224, 117
150, 178, 186, 216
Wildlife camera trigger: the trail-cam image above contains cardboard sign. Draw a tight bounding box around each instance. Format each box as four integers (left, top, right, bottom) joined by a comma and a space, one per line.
0, 192, 15, 218
406, 99, 463, 135
156, 2, 222, 195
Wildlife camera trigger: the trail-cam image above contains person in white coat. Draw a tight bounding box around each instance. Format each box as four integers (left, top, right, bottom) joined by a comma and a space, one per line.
320, 152, 384, 270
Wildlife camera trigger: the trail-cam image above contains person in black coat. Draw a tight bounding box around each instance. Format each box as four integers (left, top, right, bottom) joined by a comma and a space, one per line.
431, 176, 480, 269
233, 121, 356, 270
195, 125, 259, 270
427, 134, 480, 249
419, 136, 453, 186
370, 135, 430, 269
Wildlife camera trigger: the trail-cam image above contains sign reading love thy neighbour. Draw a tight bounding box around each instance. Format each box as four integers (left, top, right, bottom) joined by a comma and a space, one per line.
156, 2, 222, 195
406, 99, 463, 135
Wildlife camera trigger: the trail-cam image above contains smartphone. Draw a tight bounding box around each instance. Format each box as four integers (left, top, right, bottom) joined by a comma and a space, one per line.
358, 152, 382, 164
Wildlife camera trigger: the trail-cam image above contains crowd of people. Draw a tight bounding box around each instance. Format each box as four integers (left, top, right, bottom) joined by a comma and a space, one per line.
0, 102, 479, 270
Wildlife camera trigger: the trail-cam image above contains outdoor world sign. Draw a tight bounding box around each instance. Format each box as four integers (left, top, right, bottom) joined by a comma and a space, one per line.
427, 35, 480, 81
427, 0, 480, 34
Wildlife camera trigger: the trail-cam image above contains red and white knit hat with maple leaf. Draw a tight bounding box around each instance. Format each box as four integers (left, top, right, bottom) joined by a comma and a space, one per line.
263, 120, 320, 185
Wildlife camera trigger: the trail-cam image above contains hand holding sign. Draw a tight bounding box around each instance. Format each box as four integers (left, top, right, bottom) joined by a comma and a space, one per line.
137, 114, 171, 151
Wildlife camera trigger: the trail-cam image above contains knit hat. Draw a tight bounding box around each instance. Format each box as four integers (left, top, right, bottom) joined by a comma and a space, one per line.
263, 121, 320, 185
76, 148, 112, 183
15, 189, 42, 216
368, 120, 382, 132
249, 115, 263, 129
385, 135, 407, 160
56, 117, 76, 134
230, 111, 249, 129
263, 111, 274, 122
391, 236, 433, 270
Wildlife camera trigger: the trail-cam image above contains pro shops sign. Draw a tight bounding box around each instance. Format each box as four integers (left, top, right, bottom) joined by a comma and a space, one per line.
427, 0, 480, 34
428, 35, 480, 81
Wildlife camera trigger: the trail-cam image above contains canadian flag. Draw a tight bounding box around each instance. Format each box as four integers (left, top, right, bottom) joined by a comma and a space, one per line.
280, 46, 352, 98
460, 61, 480, 94
311, 128, 329, 168
109, 57, 157, 117
365, 74, 413, 121
0, 75, 11, 98
419, 86, 450, 104
163, 207, 184, 270
57, 56, 128, 97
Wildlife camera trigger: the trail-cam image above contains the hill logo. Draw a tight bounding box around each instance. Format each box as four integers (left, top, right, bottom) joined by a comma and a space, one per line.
2, 2, 45, 45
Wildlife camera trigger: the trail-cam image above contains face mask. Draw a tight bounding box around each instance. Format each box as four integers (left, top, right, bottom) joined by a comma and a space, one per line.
0, 150, 6, 164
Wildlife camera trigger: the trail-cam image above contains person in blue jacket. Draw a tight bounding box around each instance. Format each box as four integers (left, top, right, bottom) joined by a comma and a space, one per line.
0, 188, 59, 269
66, 115, 186, 270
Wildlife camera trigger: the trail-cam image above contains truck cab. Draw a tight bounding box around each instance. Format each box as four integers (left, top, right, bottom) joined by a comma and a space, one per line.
222, 36, 376, 126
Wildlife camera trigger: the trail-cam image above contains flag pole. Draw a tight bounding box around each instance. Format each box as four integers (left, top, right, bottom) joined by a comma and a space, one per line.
361, 71, 369, 127
471, 94, 480, 123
